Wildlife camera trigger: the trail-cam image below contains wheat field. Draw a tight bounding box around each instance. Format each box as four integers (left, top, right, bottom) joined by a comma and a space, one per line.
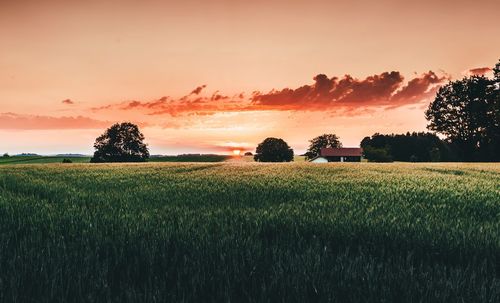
0, 162, 499, 302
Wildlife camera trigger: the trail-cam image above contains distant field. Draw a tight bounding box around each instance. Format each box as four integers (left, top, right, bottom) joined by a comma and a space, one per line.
0, 156, 92, 165
0, 163, 499, 302
149, 154, 231, 162
0, 154, 233, 165
0, 155, 307, 165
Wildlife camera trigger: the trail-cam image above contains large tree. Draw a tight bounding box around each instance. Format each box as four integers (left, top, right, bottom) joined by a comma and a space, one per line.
425, 60, 500, 161
254, 137, 294, 162
305, 134, 342, 160
91, 122, 149, 163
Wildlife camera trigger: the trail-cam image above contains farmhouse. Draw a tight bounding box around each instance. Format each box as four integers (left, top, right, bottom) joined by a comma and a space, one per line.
309, 148, 363, 163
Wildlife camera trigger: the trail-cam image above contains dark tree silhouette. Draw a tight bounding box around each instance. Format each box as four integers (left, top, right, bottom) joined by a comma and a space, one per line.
425, 60, 499, 161
362, 146, 393, 162
91, 122, 149, 163
360, 132, 456, 162
254, 137, 294, 162
304, 133, 342, 160
244, 152, 253, 156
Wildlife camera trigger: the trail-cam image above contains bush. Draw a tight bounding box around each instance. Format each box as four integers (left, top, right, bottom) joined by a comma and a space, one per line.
62, 159, 73, 163
363, 146, 393, 162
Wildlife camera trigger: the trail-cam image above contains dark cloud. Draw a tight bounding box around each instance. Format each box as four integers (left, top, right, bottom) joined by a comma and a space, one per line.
390, 71, 449, 107
190, 85, 207, 95
91, 70, 448, 116
467, 67, 492, 76
252, 71, 446, 110
211, 91, 229, 101
62, 99, 74, 105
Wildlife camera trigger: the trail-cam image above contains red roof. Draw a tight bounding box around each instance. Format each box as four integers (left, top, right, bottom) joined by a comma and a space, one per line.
320, 148, 362, 157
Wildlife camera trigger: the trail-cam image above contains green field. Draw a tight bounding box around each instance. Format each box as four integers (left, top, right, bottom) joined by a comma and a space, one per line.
0, 154, 232, 165
0, 163, 499, 302
0, 156, 92, 165
148, 155, 231, 162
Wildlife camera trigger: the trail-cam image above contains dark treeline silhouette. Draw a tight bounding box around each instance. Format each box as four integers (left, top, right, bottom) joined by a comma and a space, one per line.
363, 59, 499, 163
425, 59, 499, 162
361, 132, 458, 162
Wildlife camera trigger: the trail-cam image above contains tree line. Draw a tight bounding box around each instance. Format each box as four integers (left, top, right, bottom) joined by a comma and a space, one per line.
90, 59, 499, 163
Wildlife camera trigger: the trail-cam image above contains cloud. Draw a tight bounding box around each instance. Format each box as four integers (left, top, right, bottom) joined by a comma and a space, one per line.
0, 113, 113, 130
190, 85, 206, 95
62, 99, 74, 105
90, 70, 448, 117
390, 71, 449, 108
252, 71, 448, 110
466, 67, 492, 76
91, 96, 171, 111
210, 91, 229, 101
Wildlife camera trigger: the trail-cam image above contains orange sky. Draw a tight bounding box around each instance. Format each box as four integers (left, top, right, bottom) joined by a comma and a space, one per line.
1, 0, 499, 155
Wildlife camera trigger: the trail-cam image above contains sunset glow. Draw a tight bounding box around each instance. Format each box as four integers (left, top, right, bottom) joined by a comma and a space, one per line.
0, 0, 499, 155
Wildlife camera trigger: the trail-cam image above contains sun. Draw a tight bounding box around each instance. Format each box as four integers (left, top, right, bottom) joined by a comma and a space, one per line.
232, 149, 241, 156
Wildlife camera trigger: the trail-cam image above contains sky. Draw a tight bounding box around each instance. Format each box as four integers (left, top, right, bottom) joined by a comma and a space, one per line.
1, 0, 499, 155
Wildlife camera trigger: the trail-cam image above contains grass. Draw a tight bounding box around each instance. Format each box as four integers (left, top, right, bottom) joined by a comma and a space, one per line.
0, 154, 232, 165
0, 156, 92, 165
0, 162, 499, 302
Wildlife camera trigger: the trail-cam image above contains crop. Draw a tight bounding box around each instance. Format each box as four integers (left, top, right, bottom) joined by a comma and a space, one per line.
0, 155, 231, 165
0, 163, 499, 302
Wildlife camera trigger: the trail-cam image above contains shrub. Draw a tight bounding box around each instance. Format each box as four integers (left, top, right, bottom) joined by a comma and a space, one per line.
363, 146, 393, 162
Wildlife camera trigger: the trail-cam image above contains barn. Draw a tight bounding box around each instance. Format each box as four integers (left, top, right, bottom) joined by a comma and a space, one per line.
309, 147, 363, 163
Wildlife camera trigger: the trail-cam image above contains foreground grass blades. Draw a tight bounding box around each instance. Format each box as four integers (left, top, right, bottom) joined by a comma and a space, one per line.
0, 163, 499, 302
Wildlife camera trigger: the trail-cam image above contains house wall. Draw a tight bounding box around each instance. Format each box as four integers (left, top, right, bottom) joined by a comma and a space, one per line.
310, 157, 329, 163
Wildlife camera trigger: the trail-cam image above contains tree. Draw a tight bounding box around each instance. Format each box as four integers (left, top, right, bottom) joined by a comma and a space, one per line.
254, 137, 294, 162
244, 152, 253, 156
362, 146, 393, 162
360, 132, 456, 162
2, 153, 9, 158
304, 134, 342, 160
425, 59, 500, 161
91, 122, 149, 163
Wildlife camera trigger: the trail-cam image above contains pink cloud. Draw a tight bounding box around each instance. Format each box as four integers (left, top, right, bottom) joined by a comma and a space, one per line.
0, 113, 149, 130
